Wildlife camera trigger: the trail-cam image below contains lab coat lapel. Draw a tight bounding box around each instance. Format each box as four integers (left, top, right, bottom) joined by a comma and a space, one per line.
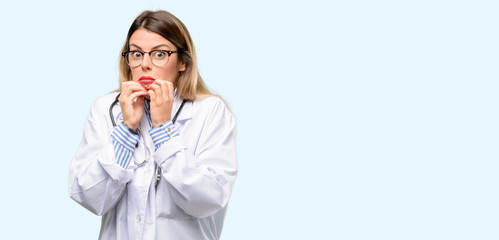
173, 99, 193, 123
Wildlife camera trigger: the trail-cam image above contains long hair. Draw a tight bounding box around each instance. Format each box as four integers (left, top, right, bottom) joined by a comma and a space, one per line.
118, 10, 212, 101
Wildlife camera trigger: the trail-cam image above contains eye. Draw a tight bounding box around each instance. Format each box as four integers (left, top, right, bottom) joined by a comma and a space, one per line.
131, 51, 143, 59
153, 50, 167, 59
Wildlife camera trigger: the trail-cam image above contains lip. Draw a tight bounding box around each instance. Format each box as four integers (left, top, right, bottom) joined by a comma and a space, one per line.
139, 76, 155, 84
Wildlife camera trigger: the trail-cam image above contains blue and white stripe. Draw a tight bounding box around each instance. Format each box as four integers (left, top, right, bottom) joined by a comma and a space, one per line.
149, 120, 180, 150
144, 100, 152, 128
111, 122, 139, 168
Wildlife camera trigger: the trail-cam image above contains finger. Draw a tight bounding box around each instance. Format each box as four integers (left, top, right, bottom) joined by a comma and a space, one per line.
129, 91, 148, 101
129, 85, 147, 95
122, 82, 146, 95
122, 81, 146, 94
148, 83, 163, 103
156, 80, 174, 102
121, 91, 148, 105
121, 81, 140, 91
161, 81, 173, 97
165, 81, 174, 100
148, 89, 157, 103
122, 81, 142, 86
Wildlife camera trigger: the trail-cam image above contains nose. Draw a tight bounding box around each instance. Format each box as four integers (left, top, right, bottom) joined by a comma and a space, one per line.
141, 53, 153, 71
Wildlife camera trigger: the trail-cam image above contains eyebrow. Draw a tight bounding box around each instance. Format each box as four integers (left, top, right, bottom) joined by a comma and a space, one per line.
129, 43, 172, 50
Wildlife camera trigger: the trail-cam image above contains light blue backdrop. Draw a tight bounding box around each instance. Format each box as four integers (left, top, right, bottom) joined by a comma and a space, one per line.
0, 0, 498, 239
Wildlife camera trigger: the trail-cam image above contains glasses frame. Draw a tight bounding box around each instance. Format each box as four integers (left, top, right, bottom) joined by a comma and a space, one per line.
122, 50, 178, 67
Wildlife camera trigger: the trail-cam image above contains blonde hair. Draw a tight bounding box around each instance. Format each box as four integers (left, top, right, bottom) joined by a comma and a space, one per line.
118, 10, 213, 101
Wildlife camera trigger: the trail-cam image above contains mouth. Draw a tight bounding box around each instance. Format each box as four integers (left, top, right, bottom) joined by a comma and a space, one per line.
139, 76, 155, 83
138, 76, 155, 89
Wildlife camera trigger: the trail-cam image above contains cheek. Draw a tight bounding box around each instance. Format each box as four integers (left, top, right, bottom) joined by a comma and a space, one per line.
157, 65, 180, 81
130, 67, 141, 81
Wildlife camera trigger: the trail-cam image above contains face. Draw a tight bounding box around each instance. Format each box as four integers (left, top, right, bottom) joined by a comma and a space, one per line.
128, 28, 186, 87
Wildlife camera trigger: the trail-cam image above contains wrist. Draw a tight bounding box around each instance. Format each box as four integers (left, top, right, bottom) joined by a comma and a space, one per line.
152, 118, 171, 128
123, 121, 139, 135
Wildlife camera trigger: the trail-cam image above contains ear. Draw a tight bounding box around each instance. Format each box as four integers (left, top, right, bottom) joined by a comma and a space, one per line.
178, 60, 187, 72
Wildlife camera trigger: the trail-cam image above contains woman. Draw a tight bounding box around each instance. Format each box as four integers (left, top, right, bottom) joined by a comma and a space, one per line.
69, 10, 237, 240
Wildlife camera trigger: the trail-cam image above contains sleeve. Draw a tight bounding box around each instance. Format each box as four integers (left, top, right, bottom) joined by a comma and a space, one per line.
149, 120, 180, 150
111, 122, 140, 168
68, 98, 136, 216
154, 98, 238, 218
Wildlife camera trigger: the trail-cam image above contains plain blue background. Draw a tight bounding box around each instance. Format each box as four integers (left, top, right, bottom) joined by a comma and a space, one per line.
1, 0, 498, 239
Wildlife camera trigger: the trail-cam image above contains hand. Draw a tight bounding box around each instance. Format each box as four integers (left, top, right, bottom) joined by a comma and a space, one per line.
147, 80, 175, 128
119, 81, 148, 130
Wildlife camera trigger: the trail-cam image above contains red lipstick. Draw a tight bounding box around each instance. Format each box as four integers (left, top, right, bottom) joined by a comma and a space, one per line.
138, 76, 155, 90
139, 76, 155, 84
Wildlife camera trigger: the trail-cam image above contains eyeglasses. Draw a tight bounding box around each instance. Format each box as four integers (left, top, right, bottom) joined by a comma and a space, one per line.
122, 50, 178, 67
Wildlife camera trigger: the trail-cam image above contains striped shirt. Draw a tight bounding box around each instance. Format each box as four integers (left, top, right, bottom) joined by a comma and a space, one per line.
110, 100, 180, 168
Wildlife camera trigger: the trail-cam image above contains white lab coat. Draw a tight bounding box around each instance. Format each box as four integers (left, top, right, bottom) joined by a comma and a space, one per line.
69, 92, 237, 240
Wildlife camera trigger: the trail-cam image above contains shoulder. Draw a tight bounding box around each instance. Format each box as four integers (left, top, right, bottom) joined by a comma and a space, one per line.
194, 95, 225, 108
191, 95, 235, 124
192, 95, 230, 116
90, 92, 120, 111
85, 92, 120, 120
93, 92, 120, 107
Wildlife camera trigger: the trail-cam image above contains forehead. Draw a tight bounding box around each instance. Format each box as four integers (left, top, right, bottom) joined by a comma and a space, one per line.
129, 28, 175, 49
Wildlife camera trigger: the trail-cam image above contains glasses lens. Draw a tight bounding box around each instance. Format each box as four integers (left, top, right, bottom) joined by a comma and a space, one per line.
151, 50, 169, 66
126, 51, 143, 67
